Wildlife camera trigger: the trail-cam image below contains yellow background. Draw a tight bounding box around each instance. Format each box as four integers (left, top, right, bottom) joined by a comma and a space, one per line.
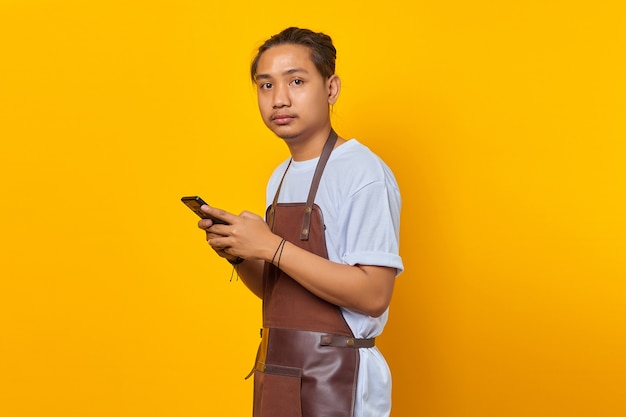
1, 1, 625, 416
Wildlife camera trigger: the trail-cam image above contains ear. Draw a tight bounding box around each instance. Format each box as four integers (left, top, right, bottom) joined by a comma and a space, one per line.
327, 74, 341, 105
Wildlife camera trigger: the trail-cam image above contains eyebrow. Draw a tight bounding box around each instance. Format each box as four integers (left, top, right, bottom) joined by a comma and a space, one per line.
255, 68, 309, 81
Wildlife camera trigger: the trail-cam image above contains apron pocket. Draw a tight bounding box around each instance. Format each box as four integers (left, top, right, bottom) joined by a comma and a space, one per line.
254, 365, 302, 417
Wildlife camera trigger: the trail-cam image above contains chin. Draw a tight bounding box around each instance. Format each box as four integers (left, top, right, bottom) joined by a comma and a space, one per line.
270, 126, 301, 140
276, 132, 301, 140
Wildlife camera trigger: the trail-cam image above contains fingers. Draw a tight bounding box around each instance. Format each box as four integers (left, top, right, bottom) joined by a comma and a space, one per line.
205, 231, 222, 240
197, 218, 227, 232
194, 207, 270, 260
200, 205, 239, 224
197, 218, 214, 230
207, 235, 229, 250
197, 208, 262, 231
239, 210, 264, 221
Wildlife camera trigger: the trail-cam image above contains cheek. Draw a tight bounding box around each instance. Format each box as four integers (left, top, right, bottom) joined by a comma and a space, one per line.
257, 96, 270, 115
309, 93, 331, 115
298, 90, 325, 108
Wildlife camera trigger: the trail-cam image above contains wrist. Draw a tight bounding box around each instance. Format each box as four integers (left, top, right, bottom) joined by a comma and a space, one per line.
264, 235, 285, 263
271, 238, 287, 268
227, 257, 245, 265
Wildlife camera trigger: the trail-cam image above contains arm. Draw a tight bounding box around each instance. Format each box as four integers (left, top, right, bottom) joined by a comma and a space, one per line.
226, 258, 266, 299
201, 205, 396, 317
270, 240, 396, 317
198, 217, 265, 298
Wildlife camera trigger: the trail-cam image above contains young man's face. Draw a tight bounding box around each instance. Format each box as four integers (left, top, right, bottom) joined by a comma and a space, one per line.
254, 44, 338, 142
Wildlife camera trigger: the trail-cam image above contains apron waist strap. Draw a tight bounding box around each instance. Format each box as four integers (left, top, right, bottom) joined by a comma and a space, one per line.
259, 327, 375, 349
319, 334, 375, 348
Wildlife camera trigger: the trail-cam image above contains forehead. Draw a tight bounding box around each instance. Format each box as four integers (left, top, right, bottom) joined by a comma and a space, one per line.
256, 44, 317, 78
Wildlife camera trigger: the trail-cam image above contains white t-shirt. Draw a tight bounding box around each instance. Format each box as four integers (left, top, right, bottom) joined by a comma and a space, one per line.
265, 139, 403, 417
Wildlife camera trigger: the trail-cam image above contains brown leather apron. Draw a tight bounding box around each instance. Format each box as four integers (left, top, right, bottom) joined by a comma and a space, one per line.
252, 130, 375, 417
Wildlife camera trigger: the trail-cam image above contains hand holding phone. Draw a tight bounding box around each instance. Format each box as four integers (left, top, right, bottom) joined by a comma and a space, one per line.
181, 196, 228, 224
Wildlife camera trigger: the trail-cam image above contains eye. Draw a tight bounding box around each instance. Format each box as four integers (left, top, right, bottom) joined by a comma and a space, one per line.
291, 79, 304, 86
259, 82, 272, 90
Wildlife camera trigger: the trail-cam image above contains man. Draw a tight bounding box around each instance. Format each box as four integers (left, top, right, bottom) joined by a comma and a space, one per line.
197, 27, 403, 417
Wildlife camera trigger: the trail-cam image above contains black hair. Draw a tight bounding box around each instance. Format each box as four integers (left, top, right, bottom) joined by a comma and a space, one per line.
250, 27, 336, 81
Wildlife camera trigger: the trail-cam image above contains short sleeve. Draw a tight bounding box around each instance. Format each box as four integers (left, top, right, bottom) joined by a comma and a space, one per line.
337, 180, 404, 275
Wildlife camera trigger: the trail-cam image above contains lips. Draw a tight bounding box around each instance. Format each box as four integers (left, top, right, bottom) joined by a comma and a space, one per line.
271, 113, 297, 125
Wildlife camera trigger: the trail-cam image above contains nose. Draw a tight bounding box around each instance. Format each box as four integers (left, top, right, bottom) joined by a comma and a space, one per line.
272, 83, 290, 108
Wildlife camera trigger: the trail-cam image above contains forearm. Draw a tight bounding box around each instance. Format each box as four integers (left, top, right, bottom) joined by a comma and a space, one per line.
231, 259, 265, 298
200, 206, 395, 313
271, 240, 396, 317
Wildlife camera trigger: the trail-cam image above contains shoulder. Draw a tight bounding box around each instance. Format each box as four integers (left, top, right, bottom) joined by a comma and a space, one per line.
328, 139, 399, 189
333, 139, 390, 168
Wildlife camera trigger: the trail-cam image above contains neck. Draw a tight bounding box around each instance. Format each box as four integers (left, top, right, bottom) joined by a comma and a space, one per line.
284, 126, 344, 161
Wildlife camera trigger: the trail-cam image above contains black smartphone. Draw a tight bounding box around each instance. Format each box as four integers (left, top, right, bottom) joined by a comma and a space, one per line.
181, 196, 228, 224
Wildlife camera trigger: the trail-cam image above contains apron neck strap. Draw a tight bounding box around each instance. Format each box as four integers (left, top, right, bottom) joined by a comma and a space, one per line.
300, 129, 337, 240
268, 129, 338, 239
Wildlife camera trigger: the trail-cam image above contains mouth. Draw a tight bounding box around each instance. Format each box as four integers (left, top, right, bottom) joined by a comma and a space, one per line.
271, 113, 297, 125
